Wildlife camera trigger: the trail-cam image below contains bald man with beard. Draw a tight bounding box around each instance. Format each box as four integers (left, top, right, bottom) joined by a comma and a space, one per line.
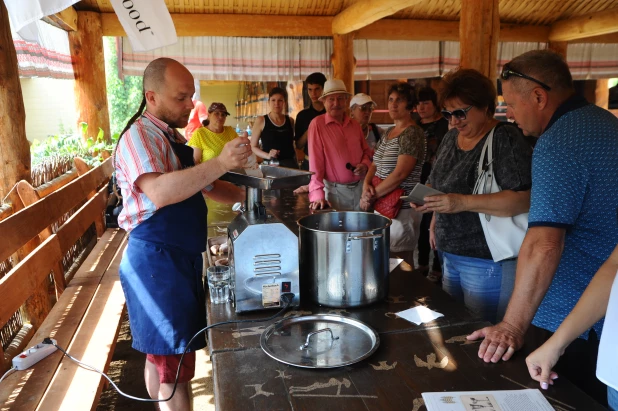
114, 58, 251, 410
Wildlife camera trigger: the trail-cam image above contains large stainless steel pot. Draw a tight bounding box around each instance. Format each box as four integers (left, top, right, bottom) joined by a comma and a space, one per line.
297, 211, 391, 307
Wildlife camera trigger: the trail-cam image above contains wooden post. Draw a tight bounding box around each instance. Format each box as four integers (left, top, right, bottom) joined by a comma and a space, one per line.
0, 2, 31, 200
459, 0, 500, 83
68, 12, 111, 142
332, 33, 356, 95
548, 41, 568, 59
595, 79, 609, 109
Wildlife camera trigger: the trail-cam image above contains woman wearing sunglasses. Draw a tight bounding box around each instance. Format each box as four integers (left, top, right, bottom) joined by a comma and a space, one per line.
349, 93, 381, 152
413, 68, 532, 323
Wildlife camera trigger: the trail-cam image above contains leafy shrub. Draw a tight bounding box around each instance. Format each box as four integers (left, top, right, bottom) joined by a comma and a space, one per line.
31, 122, 118, 167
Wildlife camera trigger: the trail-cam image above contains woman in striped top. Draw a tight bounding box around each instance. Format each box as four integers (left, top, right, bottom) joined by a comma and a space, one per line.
361, 82, 426, 268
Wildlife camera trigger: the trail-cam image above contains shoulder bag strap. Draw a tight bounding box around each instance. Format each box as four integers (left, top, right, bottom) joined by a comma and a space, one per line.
473, 126, 496, 194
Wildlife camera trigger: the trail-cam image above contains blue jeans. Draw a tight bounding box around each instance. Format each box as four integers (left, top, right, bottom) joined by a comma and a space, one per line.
609, 386, 618, 411
441, 252, 517, 323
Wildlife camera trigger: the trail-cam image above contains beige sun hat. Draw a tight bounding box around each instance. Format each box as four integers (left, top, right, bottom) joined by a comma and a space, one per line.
350, 93, 377, 108
319, 79, 352, 100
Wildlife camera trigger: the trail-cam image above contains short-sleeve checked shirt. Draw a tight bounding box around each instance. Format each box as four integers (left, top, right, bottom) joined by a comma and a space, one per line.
530, 96, 618, 337
115, 112, 188, 232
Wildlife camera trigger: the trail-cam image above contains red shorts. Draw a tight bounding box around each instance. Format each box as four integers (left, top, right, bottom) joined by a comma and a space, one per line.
146, 352, 196, 384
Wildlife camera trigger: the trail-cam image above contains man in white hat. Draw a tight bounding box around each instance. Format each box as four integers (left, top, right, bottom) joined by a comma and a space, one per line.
349, 93, 381, 152
307, 79, 373, 210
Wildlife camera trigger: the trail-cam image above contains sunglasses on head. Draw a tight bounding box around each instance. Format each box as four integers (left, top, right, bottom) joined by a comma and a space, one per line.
500, 64, 552, 91
441, 105, 473, 121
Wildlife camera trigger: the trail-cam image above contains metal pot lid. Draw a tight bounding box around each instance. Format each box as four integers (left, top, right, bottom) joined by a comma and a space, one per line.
260, 314, 379, 369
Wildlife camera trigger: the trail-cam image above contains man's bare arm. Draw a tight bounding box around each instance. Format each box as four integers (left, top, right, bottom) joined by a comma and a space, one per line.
136, 137, 251, 208
467, 226, 566, 363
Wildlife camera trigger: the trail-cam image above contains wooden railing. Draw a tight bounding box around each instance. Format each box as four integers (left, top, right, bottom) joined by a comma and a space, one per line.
0, 158, 113, 372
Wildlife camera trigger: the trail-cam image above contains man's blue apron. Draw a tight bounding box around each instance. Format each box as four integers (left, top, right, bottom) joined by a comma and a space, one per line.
119, 135, 208, 355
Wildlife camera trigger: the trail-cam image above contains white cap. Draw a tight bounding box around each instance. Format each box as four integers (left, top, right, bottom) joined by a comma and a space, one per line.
349, 93, 377, 108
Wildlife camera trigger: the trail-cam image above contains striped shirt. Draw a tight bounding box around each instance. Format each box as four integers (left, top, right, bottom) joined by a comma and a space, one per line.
374, 125, 426, 209
115, 112, 188, 232
308, 113, 373, 202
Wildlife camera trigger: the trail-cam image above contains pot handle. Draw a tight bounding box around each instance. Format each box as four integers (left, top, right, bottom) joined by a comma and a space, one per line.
349, 234, 383, 240
299, 328, 339, 350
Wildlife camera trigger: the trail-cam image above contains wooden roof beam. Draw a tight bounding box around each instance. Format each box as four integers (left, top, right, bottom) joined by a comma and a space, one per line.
41, 6, 78, 31
356, 19, 459, 41
332, 0, 424, 35
357, 20, 550, 43
101, 13, 550, 43
549, 7, 618, 42
101, 13, 333, 37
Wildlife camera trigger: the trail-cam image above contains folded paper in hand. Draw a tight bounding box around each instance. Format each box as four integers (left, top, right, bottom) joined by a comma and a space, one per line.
400, 183, 444, 206
396, 306, 444, 325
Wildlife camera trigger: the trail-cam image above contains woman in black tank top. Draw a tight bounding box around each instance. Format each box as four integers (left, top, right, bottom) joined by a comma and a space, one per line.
250, 87, 298, 169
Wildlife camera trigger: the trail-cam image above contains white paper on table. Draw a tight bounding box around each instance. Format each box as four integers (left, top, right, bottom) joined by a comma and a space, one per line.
395, 306, 443, 325
389, 258, 404, 272
422, 389, 554, 411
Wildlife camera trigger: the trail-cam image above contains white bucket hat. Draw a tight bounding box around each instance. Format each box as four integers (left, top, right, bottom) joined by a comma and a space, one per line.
319, 79, 352, 100
350, 93, 377, 108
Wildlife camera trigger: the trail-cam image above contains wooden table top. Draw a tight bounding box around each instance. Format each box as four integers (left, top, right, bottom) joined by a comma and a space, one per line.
204, 190, 603, 411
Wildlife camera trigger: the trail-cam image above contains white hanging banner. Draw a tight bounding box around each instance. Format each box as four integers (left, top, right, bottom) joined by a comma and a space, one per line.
4, 0, 80, 39
109, 0, 177, 52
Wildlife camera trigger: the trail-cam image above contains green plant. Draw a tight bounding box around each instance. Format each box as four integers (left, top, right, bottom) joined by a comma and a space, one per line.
104, 37, 143, 136
31, 123, 118, 167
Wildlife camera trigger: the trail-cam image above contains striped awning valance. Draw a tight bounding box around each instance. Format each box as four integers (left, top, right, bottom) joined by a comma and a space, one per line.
11, 20, 74, 80
121, 36, 333, 81
121, 36, 618, 81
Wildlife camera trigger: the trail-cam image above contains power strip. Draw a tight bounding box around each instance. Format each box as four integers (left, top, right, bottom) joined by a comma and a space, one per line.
12, 339, 58, 370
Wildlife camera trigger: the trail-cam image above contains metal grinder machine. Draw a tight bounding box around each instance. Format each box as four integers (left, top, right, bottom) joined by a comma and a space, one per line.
219, 166, 313, 313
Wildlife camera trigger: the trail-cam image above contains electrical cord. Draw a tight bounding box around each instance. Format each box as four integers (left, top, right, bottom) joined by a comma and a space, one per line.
43, 292, 296, 403
0, 367, 17, 384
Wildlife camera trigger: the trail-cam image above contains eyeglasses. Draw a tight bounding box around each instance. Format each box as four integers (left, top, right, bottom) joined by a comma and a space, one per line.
358, 104, 374, 112
500, 64, 552, 91
441, 105, 473, 121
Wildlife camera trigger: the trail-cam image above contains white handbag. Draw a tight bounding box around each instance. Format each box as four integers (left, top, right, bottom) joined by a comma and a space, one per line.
473, 127, 529, 262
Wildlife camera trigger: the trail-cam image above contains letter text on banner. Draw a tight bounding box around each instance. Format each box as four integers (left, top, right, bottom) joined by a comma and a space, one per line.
109, 0, 177, 52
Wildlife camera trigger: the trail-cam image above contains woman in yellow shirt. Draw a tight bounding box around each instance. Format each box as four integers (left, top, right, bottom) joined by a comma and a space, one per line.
188, 102, 238, 163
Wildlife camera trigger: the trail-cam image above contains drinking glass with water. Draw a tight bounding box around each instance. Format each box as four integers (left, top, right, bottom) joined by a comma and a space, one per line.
207, 266, 231, 304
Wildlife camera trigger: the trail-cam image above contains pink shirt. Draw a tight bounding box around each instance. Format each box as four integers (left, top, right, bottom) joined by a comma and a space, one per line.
308, 113, 372, 202
185, 100, 208, 140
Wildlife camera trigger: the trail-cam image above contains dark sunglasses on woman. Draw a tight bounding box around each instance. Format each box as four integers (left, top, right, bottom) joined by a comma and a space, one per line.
441, 105, 473, 121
